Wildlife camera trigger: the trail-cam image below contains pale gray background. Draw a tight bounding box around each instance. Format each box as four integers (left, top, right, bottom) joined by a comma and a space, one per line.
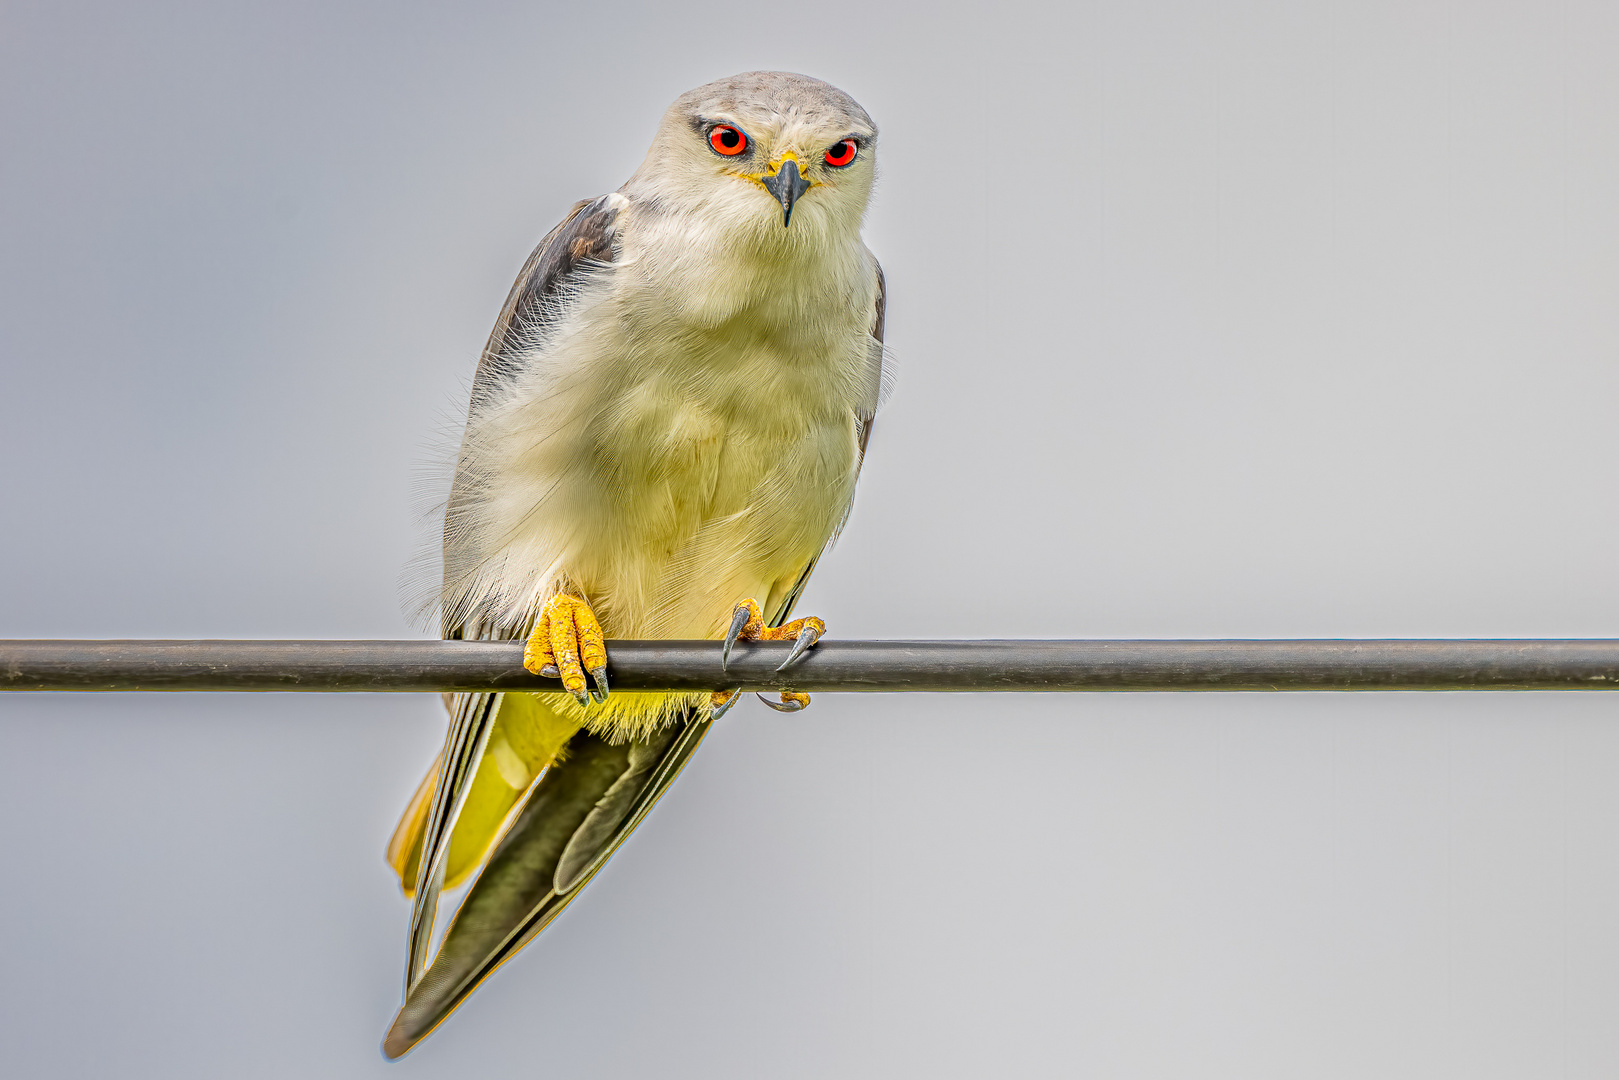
3, 1, 1618, 1076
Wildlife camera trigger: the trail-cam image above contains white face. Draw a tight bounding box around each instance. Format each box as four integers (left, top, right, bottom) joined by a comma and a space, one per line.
687, 111, 872, 226
631, 72, 878, 244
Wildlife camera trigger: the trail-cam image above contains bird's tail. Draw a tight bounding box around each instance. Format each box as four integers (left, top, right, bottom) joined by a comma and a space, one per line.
386, 691, 582, 897
382, 708, 710, 1059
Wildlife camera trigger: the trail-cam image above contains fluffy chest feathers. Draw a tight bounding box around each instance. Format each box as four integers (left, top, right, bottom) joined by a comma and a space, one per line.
446, 202, 880, 643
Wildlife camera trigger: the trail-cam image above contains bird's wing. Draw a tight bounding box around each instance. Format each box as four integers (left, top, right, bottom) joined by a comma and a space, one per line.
468, 193, 623, 408
405, 194, 625, 991
773, 258, 887, 625
384, 709, 711, 1059
859, 260, 889, 461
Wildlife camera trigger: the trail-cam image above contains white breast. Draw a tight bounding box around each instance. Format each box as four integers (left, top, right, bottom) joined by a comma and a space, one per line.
445, 201, 879, 657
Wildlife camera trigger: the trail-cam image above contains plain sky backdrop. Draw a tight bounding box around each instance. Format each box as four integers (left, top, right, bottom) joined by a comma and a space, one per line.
4, 1, 1619, 1076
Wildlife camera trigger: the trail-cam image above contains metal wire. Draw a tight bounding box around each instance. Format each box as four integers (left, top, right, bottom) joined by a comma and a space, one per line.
4, 638, 1619, 693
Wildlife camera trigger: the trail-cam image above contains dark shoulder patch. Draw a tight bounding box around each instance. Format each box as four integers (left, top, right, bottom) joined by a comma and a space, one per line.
469, 195, 622, 405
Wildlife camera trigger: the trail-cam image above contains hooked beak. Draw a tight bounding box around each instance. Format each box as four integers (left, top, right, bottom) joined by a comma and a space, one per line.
759, 157, 812, 227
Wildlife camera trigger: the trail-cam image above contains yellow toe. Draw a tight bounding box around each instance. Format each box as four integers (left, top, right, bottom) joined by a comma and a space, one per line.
525, 593, 609, 704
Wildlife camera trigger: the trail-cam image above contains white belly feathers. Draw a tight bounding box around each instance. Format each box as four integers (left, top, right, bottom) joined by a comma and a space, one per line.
444, 202, 878, 677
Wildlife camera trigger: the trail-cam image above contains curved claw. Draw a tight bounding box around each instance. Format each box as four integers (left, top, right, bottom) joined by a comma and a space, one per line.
776, 623, 821, 671
757, 691, 809, 713
589, 665, 609, 703
721, 603, 754, 670
709, 687, 743, 720
539, 664, 560, 679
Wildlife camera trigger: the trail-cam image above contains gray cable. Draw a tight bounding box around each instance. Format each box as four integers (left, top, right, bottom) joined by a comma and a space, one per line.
4, 638, 1619, 693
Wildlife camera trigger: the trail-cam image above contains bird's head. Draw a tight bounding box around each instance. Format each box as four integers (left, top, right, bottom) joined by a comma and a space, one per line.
628, 71, 877, 240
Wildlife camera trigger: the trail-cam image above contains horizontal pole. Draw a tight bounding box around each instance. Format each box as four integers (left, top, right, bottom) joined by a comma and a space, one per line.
4, 639, 1619, 693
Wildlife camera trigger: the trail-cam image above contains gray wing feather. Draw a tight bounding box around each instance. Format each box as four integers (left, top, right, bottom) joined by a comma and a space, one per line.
856, 262, 888, 460
403, 688, 498, 991
554, 733, 671, 893
383, 712, 710, 1058
468, 194, 621, 410
405, 195, 624, 991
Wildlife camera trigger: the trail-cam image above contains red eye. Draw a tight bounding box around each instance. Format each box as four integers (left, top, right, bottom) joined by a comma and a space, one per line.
824, 139, 858, 167
708, 125, 748, 156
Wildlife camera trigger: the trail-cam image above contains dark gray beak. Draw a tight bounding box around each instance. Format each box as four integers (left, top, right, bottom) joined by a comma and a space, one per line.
760, 159, 811, 227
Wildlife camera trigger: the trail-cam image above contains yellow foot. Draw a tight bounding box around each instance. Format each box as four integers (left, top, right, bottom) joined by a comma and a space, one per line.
715, 598, 825, 716
523, 593, 608, 707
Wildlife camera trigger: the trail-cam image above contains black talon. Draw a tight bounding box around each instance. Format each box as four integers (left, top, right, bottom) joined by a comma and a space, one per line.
709, 687, 743, 720
570, 686, 591, 708
721, 603, 752, 669
776, 624, 821, 671
539, 664, 560, 679
589, 665, 610, 703
757, 692, 806, 713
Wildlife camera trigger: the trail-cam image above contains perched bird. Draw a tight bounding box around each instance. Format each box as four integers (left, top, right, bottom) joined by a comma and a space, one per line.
381, 72, 888, 1058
